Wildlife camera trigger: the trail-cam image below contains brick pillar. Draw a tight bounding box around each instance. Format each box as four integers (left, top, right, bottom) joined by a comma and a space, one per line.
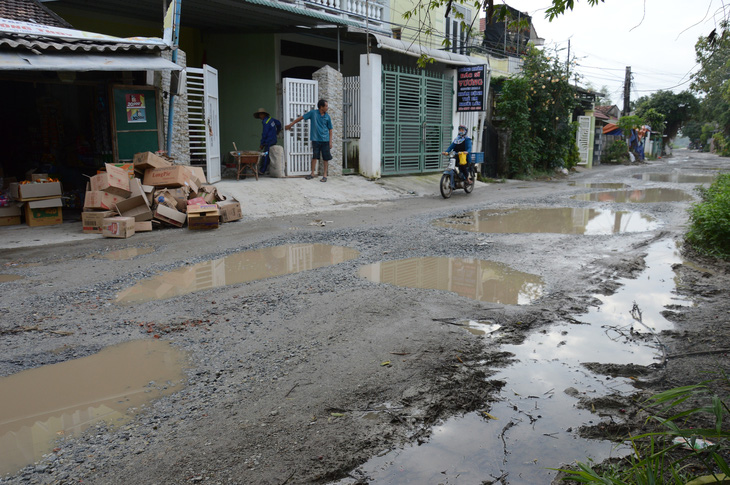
313, 65, 343, 177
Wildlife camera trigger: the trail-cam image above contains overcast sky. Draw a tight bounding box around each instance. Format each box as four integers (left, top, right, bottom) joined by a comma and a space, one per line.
500, 0, 727, 106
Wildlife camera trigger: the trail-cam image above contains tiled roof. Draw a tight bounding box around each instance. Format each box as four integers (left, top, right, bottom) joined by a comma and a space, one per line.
0, 0, 72, 28
0, 35, 168, 54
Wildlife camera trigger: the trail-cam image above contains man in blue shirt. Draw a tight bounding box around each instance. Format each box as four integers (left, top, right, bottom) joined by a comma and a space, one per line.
285, 99, 333, 182
253, 108, 282, 175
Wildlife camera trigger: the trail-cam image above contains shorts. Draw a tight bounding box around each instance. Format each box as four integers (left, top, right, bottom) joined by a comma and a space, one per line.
311, 141, 332, 161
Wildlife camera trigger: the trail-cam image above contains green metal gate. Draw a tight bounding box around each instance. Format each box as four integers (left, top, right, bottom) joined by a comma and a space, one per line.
382, 65, 453, 175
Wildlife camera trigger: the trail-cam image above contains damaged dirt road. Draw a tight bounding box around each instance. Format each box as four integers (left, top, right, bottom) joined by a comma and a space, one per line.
1, 150, 729, 484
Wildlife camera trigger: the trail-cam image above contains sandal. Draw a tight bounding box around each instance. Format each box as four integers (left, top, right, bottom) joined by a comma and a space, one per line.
305, 174, 314, 180
320, 177, 327, 182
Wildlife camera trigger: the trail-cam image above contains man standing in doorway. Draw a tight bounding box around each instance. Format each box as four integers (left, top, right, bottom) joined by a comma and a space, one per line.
285, 99, 333, 182
253, 107, 281, 175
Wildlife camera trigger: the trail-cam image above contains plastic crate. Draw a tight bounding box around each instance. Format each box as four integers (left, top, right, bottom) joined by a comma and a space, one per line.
470, 152, 484, 164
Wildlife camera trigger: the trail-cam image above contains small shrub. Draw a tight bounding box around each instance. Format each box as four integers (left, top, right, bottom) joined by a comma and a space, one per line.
685, 173, 730, 259
604, 140, 630, 164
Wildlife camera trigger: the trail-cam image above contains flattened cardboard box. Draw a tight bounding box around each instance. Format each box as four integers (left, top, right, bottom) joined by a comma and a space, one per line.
143, 166, 188, 187
84, 191, 125, 211
0, 204, 22, 226
133, 152, 172, 171
81, 210, 116, 234
217, 200, 242, 223
115, 195, 153, 222
90, 164, 131, 197
24, 198, 63, 227
153, 204, 186, 227
187, 204, 220, 230
10, 181, 63, 200
102, 216, 135, 238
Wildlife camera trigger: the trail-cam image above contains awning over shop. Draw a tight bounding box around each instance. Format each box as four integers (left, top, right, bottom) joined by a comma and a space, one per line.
355, 30, 490, 67
0, 51, 182, 71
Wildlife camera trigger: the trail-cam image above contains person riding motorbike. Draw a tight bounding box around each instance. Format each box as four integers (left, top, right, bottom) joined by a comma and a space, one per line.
442, 125, 473, 189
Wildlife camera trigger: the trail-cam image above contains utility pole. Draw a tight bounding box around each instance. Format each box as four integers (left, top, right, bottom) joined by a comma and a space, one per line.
622, 66, 631, 116
566, 39, 570, 76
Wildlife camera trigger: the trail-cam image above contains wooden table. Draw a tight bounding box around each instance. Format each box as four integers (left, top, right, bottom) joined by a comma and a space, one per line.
231, 150, 261, 181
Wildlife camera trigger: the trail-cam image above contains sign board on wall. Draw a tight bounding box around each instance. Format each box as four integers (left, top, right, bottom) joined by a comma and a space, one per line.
456, 65, 486, 112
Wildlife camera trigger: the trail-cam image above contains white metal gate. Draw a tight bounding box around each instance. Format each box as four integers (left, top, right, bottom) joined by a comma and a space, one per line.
187, 65, 221, 183
283, 78, 318, 176
576, 115, 591, 166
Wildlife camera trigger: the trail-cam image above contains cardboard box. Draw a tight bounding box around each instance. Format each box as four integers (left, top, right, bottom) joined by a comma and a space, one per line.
10, 181, 63, 201
217, 200, 242, 223
190, 166, 207, 184
0, 204, 22, 226
187, 204, 220, 230
115, 195, 153, 222
153, 204, 186, 227
24, 198, 63, 227
143, 166, 188, 187
112, 163, 135, 179
133, 152, 172, 171
81, 210, 116, 234
153, 187, 189, 212
90, 164, 131, 197
31, 173, 49, 182
84, 191, 125, 211
102, 216, 135, 238
134, 221, 153, 232
198, 184, 223, 204
187, 197, 206, 206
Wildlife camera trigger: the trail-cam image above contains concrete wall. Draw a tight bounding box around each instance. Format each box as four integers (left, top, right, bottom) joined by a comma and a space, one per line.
204, 33, 280, 163
359, 54, 382, 179
160, 50, 190, 165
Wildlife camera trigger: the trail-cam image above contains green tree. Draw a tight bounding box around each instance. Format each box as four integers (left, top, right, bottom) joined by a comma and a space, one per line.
634, 90, 699, 141
691, 21, 730, 136
496, 46, 578, 177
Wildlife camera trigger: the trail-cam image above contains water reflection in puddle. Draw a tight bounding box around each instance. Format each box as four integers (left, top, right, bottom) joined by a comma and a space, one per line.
0, 340, 187, 476
0, 274, 23, 282
98, 246, 155, 260
568, 182, 628, 189
117, 244, 359, 304
632, 173, 717, 183
434, 208, 658, 235
572, 188, 693, 203
339, 240, 690, 484
358, 257, 544, 305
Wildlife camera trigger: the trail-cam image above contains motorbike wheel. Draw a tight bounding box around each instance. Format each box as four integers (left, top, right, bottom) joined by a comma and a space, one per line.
464, 166, 476, 194
440, 174, 453, 199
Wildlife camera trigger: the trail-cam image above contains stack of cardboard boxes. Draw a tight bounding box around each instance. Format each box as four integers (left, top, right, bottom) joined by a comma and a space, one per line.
5, 174, 64, 227
81, 152, 242, 238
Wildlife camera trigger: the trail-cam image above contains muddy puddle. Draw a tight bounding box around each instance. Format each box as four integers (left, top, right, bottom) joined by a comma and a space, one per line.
358, 257, 544, 305
96, 246, 155, 260
0, 339, 188, 476
339, 240, 690, 484
632, 173, 717, 184
572, 188, 694, 203
434, 208, 658, 235
568, 182, 628, 189
117, 244, 359, 304
0, 274, 23, 283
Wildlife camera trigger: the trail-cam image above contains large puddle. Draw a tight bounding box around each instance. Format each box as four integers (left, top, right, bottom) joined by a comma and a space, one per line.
572, 188, 694, 203
339, 240, 690, 484
358, 257, 544, 305
632, 173, 717, 183
434, 208, 659, 235
117, 244, 360, 304
0, 339, 188, 476
568, 182, 628, 189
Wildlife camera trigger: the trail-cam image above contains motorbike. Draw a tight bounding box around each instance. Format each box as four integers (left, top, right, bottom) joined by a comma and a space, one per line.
440, 152, 476, 199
